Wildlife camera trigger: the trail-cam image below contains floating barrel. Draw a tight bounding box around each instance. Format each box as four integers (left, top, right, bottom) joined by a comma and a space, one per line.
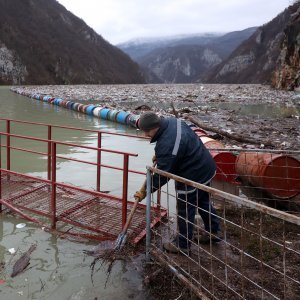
93, 107, 102, 117
211, 151, 237, 182
100, 108, 110, 119
64, 101, 71, 108
128, 114, 140, 128
43, 96, 51, 102
200, 136, 224, 149
67, 101, 74, 109
63, 100, 69, 107
85, 105, 96, 115
77, 104, 84, 112
116, 111, 130, 124
107, 109, 119, 121
125, 113, 133, 125
190, 125, 208, 138
54, 98, 63, 105
236, 152, 300, 199
80, 104, 88, 113
73, 103, 80, 111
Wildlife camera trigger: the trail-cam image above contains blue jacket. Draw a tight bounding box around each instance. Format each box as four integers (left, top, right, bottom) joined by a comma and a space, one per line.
151, 117, 216, 193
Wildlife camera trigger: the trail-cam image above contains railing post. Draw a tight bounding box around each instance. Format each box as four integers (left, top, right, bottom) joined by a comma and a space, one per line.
0, 133, 2, 212
47, 125, 52, 181
96, 132, 102, 192
6, 120, 10, 171
122, 154, 129, 228
146, 167, 152, 262
51, 142, 57, 229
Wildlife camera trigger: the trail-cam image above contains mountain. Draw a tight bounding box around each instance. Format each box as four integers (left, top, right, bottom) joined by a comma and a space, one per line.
0, 0, 144, 85
118, 33, 223, 61
206, 2, 299, 89
122, 28, 257, 83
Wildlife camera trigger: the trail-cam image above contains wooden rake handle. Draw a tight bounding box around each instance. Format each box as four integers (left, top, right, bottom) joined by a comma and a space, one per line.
121, 161, 157, 234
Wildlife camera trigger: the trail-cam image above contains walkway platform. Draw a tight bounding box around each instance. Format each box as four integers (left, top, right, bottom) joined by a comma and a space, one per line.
0, 171, 165, 243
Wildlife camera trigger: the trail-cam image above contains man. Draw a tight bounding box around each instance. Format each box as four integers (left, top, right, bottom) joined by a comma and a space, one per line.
134, 111, 221, 254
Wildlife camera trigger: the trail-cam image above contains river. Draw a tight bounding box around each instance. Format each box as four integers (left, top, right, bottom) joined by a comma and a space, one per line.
0, 86, 155, 300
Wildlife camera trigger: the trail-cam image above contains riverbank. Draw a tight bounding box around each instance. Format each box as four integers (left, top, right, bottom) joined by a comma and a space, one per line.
12, 84, 300, 150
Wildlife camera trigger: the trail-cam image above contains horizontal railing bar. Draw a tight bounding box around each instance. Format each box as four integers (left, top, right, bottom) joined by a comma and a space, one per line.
0, 145, 145, 176
148, 166, 300, 226
0, 131, 138, 156
0, 117, 149, 140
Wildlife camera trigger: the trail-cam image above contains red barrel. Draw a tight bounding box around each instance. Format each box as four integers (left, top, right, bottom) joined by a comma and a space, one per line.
236, 152, 300, 199
211, 151, 237, 182
190, 126, 207, 138
200, 136, 224, 149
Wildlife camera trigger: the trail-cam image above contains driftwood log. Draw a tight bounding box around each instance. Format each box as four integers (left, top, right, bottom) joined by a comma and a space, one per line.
188, 115, 275, 147
11, 244, 36, 277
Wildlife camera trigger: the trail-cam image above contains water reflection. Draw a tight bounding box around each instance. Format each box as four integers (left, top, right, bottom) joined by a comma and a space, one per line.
217, 102, 300, 118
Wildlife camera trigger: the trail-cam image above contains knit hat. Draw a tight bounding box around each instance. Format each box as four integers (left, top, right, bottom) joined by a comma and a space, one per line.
138, 112, 161, 131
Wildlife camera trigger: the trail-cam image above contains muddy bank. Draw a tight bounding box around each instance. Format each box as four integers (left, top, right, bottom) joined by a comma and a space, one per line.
13, 84, 300, 150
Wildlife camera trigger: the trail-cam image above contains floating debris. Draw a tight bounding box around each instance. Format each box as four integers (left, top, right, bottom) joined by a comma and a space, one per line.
8, 248, 16, 254
11, 244, 37, 278
16, 223, 26, 229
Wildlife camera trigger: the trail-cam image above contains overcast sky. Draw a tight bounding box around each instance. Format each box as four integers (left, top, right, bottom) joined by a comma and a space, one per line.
57, 0, 291, 45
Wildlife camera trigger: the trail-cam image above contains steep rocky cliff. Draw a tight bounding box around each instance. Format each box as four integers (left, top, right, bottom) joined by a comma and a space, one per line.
207, 2, 299, 89
272, 5, 300, 90
0, 0, 144, 85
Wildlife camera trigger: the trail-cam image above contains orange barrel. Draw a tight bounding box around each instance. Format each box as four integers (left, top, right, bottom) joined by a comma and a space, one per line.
200, 136, 224, 150
60, 100, 67, 107
190, 125, 208, 137
211, 151, 237, 182
77, 104, 84, 112
81, 105, 89, 113
236, 152, 300, 199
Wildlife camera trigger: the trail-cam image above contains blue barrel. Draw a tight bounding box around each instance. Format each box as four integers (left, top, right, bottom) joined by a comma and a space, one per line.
107, 109, 119, 121
43, 96, 50, 102
67, 101, 74, 109
116, 111, 130, 124
100, 108, 110, 120
93, 107, 102, 117
85, 105, 96, 115
54, 98, 62, 105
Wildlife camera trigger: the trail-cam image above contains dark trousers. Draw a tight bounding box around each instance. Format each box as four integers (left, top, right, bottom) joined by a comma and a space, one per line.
176, 185, 220, 249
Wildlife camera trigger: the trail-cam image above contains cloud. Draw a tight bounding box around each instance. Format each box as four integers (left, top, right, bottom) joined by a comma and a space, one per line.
57, 0, 290, 44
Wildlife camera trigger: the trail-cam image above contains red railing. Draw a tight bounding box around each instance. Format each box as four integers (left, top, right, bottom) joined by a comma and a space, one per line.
0, 118, 148, 230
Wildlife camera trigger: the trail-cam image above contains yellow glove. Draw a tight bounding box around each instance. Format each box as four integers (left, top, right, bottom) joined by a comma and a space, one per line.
134, 185, 146, 202
152, 155, 157, 164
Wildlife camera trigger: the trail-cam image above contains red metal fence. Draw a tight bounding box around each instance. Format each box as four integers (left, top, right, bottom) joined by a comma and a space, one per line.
0, 118, 164, 242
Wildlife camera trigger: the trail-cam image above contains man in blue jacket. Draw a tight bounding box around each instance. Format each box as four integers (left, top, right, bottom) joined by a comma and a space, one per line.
135, 112, 221, 254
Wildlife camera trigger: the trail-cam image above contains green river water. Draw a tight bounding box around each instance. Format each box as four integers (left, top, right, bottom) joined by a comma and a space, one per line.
0, 86, 154, 300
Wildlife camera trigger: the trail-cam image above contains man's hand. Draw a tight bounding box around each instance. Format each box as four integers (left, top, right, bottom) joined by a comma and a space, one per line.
152, 155, 157, 164
134, 185, 146, 202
